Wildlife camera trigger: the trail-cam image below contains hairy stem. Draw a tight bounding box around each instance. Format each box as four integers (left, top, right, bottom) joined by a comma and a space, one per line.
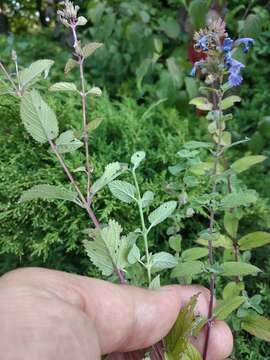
0, 61, 18, 92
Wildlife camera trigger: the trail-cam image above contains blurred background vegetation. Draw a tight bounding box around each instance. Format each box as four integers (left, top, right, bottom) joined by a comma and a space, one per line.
0, 0, 270, 358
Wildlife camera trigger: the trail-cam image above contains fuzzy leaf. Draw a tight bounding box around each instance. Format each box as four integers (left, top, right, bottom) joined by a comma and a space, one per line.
109, 180, 136, 203
190, 162, 213, 175
90, 162, 128, 195
231, 155, 266, 173
65, 58, 77, 74
221, 262, 262, 277
141, 191, 154, 208
149, 275, 161, 290
224, 212, 239, 238
183, 141, 213, 149
189, 97, 213, 111
49, 82, 77, 92
20, 90, 59, 143
241, 315, 270, 342
131, 151, 146, 170
148, 201, 177, 229
87, 118, 103, 132
239, 232, 270, 251
181, 247, 208, 262
171, 261, 204, 278
19, 60, 54, 89
220, 96, 241, 110
221, 190, 258, 209
127, 244, 140, 265
87, 87, 102, 97
169, 235, 182, 252
151, 251, 178, 272
223, 282, 245, 300
82, 42, 103, 59
77, 16, 87, 26
19, 184, 80, 206
214, 296, 245, 320
55, 130, 83, 154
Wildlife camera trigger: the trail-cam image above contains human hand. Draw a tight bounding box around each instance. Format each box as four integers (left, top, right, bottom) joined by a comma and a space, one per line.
0, 268, 233, 359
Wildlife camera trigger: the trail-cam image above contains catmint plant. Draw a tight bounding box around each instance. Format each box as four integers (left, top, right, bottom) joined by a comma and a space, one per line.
1, 2, 270, 359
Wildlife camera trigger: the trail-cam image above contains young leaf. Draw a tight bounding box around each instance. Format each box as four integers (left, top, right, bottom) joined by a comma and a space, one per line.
241, 315, 270, 342
77, 16, 87, 26
65, 58, 77, 74
171, 261, 204, 278
87, 87, 102, 97
90, 162, 128, 195
148, 201, 177, 229
131, 151, 146, 170
49, 82, 77, 92
149, 275, 161, 290
221, 190, 258, 209
224, 212, 239, 238
109, 180, 136, 203
19, 184, 81, 206
127, 244, 140, 265
87, 118, 103, 132
20, 90, 59, 143
181, 247, 208, 262
151, 251, 178, 272
189, 97, 213, 111
219, 96, 241, 110
169, 235, 182, 252
19, 59, 54, 89
214, 296, 245, 320
239, 232, 270, 251
82, 42, 103, 59
223, 281, 245, 300
221, 262, 262, 277
231, 155, 266, 173
141, 191, 154, 208
55, 130, 83, 154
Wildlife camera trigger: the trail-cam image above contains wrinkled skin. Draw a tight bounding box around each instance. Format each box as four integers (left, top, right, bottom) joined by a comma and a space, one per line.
0, 268, 233, 360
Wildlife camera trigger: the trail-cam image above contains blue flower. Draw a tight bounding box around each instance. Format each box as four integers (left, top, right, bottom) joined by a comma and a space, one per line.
197, 35, 209, 52
223, 37, 233, 53
235, 38, 254, 53
190, 60, 205, 77
227, 58, 245, 87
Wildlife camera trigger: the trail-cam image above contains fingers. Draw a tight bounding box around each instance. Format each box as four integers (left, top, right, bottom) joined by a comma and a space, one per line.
1, 268, 233, 359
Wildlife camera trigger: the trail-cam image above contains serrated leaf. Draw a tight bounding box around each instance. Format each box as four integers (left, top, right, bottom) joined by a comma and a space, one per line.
149, 275, 161, 290
141, 191, 154, 208
127, 244, 140, 265
223, 282, 245, 300
19, 60, 54, 89
131, 151, 145, 170
231, 155, 266, 173
55, 130, 83, 154
151, 251, 178, 272
214, 296, 245, 320
83, 220, 129, 276
181, 247, 208, 262
221, 190, 258, 209
224, 212, 239, 238
20, 90, 59, 143
109, 180, 136, 203
49, 82, 77, 92
148, 201, 177, 229
171, 261, 204, 278
241, 315, 270, 342
220, 96, 241, 110
189, 97, 213, 111
19, 184, 80, 206
65, 58, 77, 74
239, 232, 270, 251
87, 118, 103, 132
82, 42, 103, 59
221, 262, 262, 277
169, 235, 182, 252
90, 162, 128, 195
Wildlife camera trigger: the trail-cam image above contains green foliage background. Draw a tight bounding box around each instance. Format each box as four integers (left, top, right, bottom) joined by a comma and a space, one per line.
0, 0, 270, 358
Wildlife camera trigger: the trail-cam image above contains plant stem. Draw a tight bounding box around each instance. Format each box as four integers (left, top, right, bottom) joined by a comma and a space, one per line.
132, 170, 152, 284
0, 61, 18, 92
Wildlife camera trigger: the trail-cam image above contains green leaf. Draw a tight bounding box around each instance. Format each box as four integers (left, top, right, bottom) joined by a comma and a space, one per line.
77, 16, 87, 26
190, 162, 213, 176
87, 118, 103, 132
20, 90, 59, 143
65, 58, 77, 74
83, 220, 129, 276
49, 82, 77, 92
223, 281, 245, 300
90, 162, 128, 195
136, 58, 152, 91
149, 275, 161, 290
197, 234, 233, 249
148, 201, 177, 229
185, 77, 199, 99
167, 57, 182, 87
87, 87, 102, 97
224, 212, 239, 238
141, 191, 154, 209
19, 184, 80, 206
180, 343, 202, 360
171, 261, 204, 278
127, 244, 140, 265
189, 97, 213, 111
219, 96, 241, 110
221, 190, 258, 209
239, 232, 270, 251
184, 141, 213, 149
214, 296, 245, 320
241, 315, 270, 342
221, 262, 262, 277
151, 251, 178, 272
169, 235, 182, 252
231, 155, 266, 173
82, 42, 103, 59
188, 0, 208, 29
109, 180, 136, 203
181, 247, 208, 262
19, 59, 54, 89
159, 17, 180, 39
55, 130, 83, 154
131, 151, 145, 170
243, 14, 262, 38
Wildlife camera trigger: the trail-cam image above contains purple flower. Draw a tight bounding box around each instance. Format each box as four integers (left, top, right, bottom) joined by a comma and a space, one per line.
235, 38, 254, 53
190, 60, 205, 77
227, 58, 245, 87
197, 35, 209, 52
223, 37, 233, 53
